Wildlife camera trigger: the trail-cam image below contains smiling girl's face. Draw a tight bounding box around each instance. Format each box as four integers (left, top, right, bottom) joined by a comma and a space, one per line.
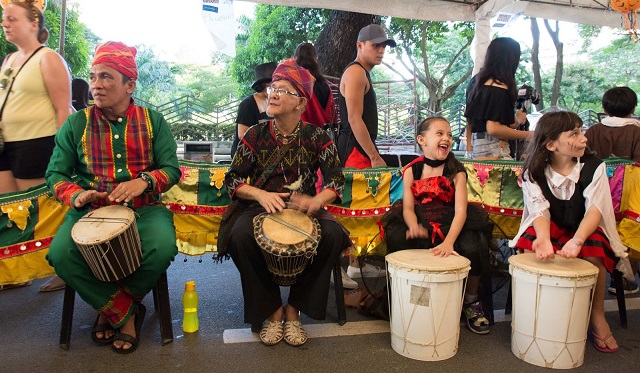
417, 118, 453, 161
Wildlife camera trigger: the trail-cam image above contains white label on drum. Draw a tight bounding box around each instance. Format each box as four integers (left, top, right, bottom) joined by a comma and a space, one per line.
410, 285, 430, 307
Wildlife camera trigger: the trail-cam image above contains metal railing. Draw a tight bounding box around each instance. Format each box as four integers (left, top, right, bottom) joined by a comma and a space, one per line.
135, 82, 602, 152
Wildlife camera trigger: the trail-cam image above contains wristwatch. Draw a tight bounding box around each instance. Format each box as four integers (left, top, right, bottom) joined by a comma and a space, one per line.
137, 173, 153, 192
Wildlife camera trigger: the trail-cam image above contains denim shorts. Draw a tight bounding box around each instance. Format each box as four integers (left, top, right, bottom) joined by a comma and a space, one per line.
471, 133, 513, 160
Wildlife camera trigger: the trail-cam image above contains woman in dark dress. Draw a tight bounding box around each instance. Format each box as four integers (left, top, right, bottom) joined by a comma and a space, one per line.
222, 59, 352, 347
464, 37, 531, 160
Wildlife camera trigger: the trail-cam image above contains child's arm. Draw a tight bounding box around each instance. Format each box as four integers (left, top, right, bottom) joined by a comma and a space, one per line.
402, 167, 428, 239
557, 206, 601, 258
432, 172, 467, 257
521, 176, 554, 260
558, 162, 613, 258
531, 216, 554, 260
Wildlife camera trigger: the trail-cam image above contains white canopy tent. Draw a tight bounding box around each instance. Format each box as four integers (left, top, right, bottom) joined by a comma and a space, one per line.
246, 0, 624, 27
242, 0, 628, 70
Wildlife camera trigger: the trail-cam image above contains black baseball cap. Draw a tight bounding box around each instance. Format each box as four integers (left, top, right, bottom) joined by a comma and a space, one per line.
357, 24, 396, 48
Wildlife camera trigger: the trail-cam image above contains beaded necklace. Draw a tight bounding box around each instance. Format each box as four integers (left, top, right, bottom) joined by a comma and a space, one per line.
273, 121, 303, 191
273, 120, 302, 145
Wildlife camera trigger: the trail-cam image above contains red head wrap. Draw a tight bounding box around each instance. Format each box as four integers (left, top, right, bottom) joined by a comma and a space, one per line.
92, 41, 138, 81
271, 58, 315, 102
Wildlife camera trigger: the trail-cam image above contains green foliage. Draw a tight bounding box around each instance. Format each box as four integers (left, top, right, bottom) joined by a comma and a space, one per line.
545, 62, 605, 112
531, 33, 640, 113
0, 2, 97, 78
231, 5, 329, 97
591, 35, 640, 93
134, 45, 185, 105
577, 24, 602, 51
176, 63, 238, 105
388, 19, 475, 111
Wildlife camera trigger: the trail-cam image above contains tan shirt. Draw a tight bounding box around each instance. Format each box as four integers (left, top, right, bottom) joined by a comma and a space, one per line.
0, 47, 57, 142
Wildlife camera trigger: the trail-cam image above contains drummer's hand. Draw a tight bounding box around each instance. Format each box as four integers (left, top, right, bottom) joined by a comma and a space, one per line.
557, 238, 583, 259
289, 193, 323, 215
406, 223, 428, 239
432, 242, 459, 257
532, 238, 555, 261
74, 190, 109, 208
256, 190, 289, 213
109, 179, 148, 203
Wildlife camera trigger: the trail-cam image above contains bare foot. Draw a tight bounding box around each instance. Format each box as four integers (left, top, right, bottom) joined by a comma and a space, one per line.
283, 304, 300, 322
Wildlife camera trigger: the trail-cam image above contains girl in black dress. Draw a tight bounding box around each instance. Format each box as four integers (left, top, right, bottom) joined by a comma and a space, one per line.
381, 117, 494, 334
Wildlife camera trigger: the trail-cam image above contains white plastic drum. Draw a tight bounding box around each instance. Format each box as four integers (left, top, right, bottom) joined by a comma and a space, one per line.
509, 253, 598, 369
386, 249, 470, 361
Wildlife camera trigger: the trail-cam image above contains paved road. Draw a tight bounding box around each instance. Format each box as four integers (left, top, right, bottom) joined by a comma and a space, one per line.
2, 256, 638, 373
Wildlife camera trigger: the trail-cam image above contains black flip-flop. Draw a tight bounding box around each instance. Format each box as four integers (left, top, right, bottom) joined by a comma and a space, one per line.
91, 314, 115, 345
112, 303, 146, 354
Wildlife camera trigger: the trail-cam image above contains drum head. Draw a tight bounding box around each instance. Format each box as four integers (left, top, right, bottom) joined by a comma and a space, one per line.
386, 249, 470, 272
71, 205, 135, 245
262, 209, 313, 246
508, 252, 599, 278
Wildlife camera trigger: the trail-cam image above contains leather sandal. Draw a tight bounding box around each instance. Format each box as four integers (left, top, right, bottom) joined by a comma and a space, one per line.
91, 314, 115, 345
259, 320, 284, 346
39, 276, 66, 292
112, 303, 146, 354
283, 320, 307, 347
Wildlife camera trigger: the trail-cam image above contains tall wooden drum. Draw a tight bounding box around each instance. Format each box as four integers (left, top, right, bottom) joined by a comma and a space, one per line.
254, 209, 320, 286
71, 205, 142, 282
509, 253, 598, 369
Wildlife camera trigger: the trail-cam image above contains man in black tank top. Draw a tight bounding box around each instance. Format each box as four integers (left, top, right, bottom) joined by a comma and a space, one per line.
337, 24, 397, 280
337, 24, 396, 169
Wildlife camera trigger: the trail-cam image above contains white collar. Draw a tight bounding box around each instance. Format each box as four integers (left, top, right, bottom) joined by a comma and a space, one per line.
601, 116, 640, 128
544, 159, 582, 188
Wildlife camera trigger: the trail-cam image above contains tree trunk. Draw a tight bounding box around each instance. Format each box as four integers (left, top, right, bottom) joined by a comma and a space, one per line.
544, 19, 563, 108
530, 18, 544, 110
315, 11, 379, 80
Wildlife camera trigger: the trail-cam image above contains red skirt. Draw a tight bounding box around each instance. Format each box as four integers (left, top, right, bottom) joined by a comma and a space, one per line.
514, 220, 617, 273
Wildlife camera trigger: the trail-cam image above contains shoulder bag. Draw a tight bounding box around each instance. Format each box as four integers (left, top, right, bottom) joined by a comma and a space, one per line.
0, 46, 46, 155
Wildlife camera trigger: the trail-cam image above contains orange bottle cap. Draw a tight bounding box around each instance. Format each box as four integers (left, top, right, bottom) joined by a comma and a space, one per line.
185, 281, 196, 291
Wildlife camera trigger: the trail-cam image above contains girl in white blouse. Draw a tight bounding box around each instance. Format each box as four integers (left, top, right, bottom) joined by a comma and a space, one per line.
510, 111, 632, 354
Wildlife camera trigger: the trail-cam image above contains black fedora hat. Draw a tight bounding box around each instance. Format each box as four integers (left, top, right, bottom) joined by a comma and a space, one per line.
251, 62, 278, 92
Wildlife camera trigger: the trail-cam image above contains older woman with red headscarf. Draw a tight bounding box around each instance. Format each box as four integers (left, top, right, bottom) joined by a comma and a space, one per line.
45, 41, 181, 354
222, 58, 351, 347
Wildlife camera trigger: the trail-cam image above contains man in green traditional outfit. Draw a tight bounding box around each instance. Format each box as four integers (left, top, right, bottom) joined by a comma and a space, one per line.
45, 41, 181, 354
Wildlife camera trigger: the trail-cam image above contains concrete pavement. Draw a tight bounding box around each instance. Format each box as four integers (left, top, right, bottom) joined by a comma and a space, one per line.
1, 256, 638, 373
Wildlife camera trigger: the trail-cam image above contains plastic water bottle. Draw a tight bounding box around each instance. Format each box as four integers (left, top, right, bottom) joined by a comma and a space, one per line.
182, 280, 199, 333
